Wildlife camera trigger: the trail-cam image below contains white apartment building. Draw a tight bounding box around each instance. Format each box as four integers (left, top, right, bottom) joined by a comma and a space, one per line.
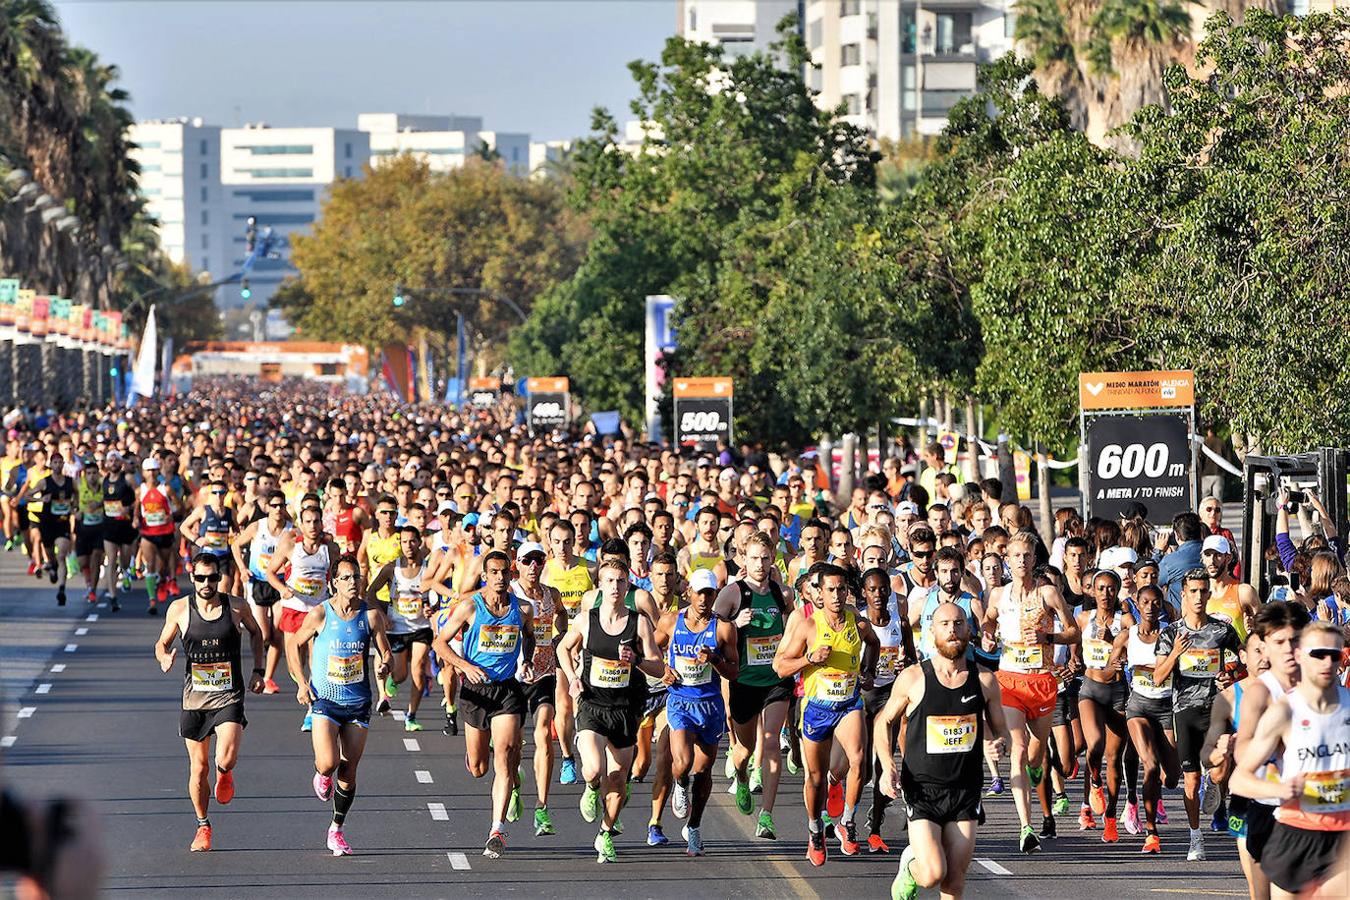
360, 113, 530, 177
127, 118, 231, 288
676, 0, 803, 56
805, 0, 1013, 140
219, 125, 371, 309
529, 140, 574, 179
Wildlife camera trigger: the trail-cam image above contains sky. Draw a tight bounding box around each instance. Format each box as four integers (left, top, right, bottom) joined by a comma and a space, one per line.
51, 0, 676, 140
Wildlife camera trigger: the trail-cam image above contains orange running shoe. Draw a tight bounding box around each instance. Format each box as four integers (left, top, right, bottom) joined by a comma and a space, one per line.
263, 678, 280, 694
807, 830, 827, 867
214, 769, 235, 805
1142, 833, 1161, 854
867, 833, 890, 853
190, 824, 212, 852
1101, 818, 1119, 843
1078, 809, 1096, 830
1089, 784, 1106, 816
826, 779, 844, 820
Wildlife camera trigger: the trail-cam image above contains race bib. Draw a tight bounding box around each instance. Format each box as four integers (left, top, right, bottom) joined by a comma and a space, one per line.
477, 624, 520, 655
190, 661, 233, 692
878, 646, 900, 679
589, 656, 631, 689
560, 591, 584, 613
926, 714, 977, 754
50, 501, 71, 516
291, 577, 321, 598
144, 507, 169, 527
393, 593, 422, 617
1302, 770, 1350, 812
1084, 639, 1112, 670
202, 533, 228, 550
674, 654, 712, 686
746, 634, 779, 666
534, 618, 555, 643
1180, 647, 1220, 678
104, 500, 126, 519
813, 671, 856, 703
82, 512, 103, 526
1132, 666, 1168, 692
1005, 642, 1044, 671
327, 652, 364, 684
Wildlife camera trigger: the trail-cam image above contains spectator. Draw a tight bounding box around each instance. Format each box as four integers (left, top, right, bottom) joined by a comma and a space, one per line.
1157, 511, 1205, 609
1200, 425, 1235, 500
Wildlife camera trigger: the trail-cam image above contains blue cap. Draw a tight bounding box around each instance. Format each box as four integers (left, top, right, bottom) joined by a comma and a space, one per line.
463, 513, 480, 528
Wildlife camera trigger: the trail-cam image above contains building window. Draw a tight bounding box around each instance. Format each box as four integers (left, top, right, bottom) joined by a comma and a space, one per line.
238, 145, 314, 156
1289, 0, 1309, 12
845, 94, 862, 115
201, 210, 209, 226
345, 166, 352, 177
231, 212, 314, 226
808, 19, 822, 50
809, 65, 822, 92
234, 168, 314, 178
201, 186, 208, 202
903, 9, 916, 53
933, 12, 973, 55
141, 164, 162, 173
137, 140, 161, 150
1005, 11, 1016, 39
200, 139, 209, 155
841, 43, 861, 66
202, 234, 209, 250
200, 162, 208, 179
840, 0, 861, 16
345, 143, 352, 159
689, 8, 696, 30
231, 189, 316, 202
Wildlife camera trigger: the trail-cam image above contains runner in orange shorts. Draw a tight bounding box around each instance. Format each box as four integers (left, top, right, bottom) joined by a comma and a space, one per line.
981, 530, 1078, 854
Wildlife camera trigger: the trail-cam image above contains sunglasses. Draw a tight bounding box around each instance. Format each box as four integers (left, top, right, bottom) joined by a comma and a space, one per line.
1306, 647, 1342, 661
268, 502, 285, 509
377, 509, 396, 516
911, 550, 933, 559
520, 556, 545, 566
211, 490, 226, 496
191, 573, 221, 584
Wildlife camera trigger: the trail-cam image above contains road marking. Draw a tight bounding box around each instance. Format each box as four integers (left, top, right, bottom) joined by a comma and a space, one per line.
64, 644, 77, 653
86, 614, 98, 622
447, 851, 471, 870
427, 802, 449, 821
75, 627, 88, 636
97, 602, 107, 609
50, 664, 65, 673
415, 770, 433, 784
17, 707, 35, 719
403, 738, 421, 752
0, 736, 14, 748
35, 684, 51, 695
975, 858, 1012, 876
1149, 892, 1248, 897
393, 710, 406, 722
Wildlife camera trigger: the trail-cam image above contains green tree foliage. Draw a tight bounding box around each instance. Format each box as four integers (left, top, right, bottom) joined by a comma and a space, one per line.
509, 21, 879, 440
278, 155, 586, 349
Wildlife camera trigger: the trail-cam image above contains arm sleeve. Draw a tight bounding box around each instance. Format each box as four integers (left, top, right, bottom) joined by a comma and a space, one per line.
1275, 533, 1297, 572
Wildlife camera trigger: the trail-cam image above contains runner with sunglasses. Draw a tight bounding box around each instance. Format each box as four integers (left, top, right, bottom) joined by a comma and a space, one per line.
231, 489, 290, 694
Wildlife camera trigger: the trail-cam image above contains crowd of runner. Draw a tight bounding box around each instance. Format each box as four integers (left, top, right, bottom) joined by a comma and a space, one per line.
4, 380, 1348, 899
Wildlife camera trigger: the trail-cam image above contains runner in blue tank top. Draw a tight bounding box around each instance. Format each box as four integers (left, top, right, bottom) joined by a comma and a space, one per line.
433, 549, 536, 861
293, 554, 392, 858
654, 568, 740, 856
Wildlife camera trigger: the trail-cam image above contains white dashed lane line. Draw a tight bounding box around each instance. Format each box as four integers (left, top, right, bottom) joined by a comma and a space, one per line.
64, 644, 77, 653
50, 664, 65, 673
35, 684, 51, 694
17, 707, 35, 719
447, 852, 471, 870
0, 736, 14, 748
403, 738, 421, 752
75, 628, 88, 636
427, 802, 449, 821
85, 614, 98, 622
415, 770, 433, 784
976, 859, 1012, 876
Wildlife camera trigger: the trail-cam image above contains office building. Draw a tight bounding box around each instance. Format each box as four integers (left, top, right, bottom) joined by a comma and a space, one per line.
360, 113, 530, 177
676, 0, 803, 56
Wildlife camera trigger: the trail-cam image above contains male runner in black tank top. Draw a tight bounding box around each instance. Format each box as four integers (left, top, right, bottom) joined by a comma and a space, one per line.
153, 553, 266, 853
874, 602, 1009, 900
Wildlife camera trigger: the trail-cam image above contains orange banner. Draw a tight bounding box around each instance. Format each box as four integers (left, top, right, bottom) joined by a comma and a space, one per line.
526, 377, 569, 393
672, 376, 734, 399
469, 376, 498, 391
1079, 370, 1194, 411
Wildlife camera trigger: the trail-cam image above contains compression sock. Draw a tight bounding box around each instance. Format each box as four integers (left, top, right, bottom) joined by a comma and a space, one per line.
145, 572, 159, 600
332, 785, 356, 827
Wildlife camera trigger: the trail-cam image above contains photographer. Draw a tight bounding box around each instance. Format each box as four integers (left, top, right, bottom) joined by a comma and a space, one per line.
0, 776, 102, 899
1274, 488, 1343, 576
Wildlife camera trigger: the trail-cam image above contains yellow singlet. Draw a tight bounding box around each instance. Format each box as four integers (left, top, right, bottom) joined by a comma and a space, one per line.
366, 531, 401, 604
801, 609, 863, 705
543, 558, 594, 628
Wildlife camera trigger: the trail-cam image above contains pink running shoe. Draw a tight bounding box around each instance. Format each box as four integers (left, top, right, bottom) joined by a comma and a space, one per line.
1122, 801, 1140, 836
327, 825, 352, 856
1157, 800, 1169, 826
313, 772, 334, 801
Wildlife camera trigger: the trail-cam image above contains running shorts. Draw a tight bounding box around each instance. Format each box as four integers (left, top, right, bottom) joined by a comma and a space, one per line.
388, 628, 433, 655
863, 681, 894, 719
1053, 678, 1080, 726
523, 675, 557, 714
665, 694, 726, 747
640, 690, 667, 729
1173, 706, 1212, 773
74, 523, 103, 558
996, 670, 1057, 719
1125, 692, 1172, 725
141, 531, 174, 551
729, 677, 794, 725
801, 696, 863, 743
1227, 793, 1250, 839
37, 517, 69, 547
576, 700, 639, 749
103, 519, 136, 546
901, 775, 985, 826
311, 697, 371, 729
1261, 823, 1347, 894
249, 578, 280, 608
459, 679, 526, 731
276, 607, 308, 634
1078, 677, 1127, 714
1246, 800, 1278, 862
180, 702, 247, 742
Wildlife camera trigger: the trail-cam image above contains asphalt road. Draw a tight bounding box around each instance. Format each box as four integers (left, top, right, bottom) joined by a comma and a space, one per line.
0, 551, 1252, 899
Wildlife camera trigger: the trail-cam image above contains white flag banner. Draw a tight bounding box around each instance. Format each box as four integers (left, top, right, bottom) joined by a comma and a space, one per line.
128, 304, 157, 403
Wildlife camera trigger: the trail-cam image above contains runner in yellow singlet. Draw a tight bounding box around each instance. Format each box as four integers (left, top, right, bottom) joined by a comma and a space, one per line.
356, 496, 402, 713
678, 506, 727, 585
1201, 535, 1258, 643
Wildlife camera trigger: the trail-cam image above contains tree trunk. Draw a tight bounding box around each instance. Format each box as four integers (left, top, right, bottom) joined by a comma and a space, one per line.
1036, 444, 1054, 546
819, 433, 834, 495
964, 394, 978, 482
917, 396, 929, 451
838, 433, 856, 507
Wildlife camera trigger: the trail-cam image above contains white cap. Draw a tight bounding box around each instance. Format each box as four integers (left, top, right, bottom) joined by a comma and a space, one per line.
718, 467, 737, 482
688, 569, 720, 593
141, 457, 159, 471
437, 500, 456, 515
515, 541, 546, 562
1098, 546, 1138, 571
1203, 534, 1232, 555
895, 500, 920, 517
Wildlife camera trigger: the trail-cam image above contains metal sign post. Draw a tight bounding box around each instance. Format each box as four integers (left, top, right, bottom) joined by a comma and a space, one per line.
1079, 370, 1198, 522
673, 376, 733, 451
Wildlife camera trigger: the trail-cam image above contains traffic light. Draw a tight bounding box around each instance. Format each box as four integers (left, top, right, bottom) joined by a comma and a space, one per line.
110, 364, 119, 378
393, 284, 405, 307
240, 278, 252, 300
